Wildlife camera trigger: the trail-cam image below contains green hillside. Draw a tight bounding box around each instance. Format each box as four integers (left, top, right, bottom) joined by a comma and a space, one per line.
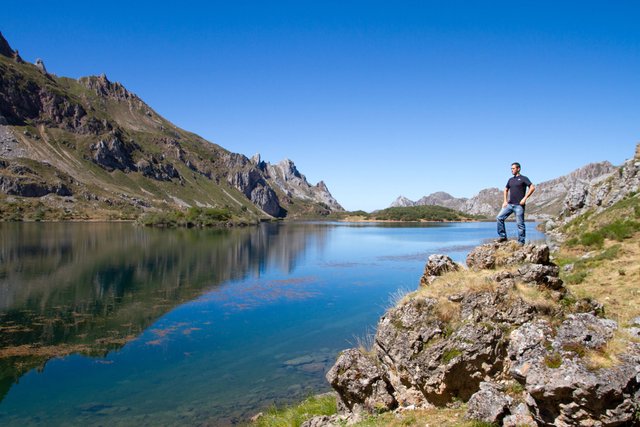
0, 35, 341, 223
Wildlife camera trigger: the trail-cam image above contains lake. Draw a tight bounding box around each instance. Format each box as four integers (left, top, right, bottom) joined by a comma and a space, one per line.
0, 221, 545, 425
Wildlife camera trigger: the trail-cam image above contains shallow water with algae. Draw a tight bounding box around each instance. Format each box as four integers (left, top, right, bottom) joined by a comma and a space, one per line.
0, 221, 543, 425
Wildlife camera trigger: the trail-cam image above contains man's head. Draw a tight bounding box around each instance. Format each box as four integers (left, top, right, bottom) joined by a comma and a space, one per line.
511, 162, 521, 176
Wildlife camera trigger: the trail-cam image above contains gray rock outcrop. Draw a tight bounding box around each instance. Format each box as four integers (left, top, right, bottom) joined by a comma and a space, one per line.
555, 144, 640, 226
91, 135, 137, 172
263, 158, 344, 212
419, 254, 460, 286
34, 58, 47, 74
325, 241, 640, 425
465, 382, 512, 424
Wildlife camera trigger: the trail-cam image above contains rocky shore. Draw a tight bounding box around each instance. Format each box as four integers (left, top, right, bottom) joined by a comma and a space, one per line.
308, 241, 640, 426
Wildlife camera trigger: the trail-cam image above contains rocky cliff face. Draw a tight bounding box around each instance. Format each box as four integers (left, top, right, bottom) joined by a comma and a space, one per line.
549, 145, 640, 230
318, 241, 640, 426
252, 155, 343, 213
0, 33, 342, 220
389, 161, 617, 219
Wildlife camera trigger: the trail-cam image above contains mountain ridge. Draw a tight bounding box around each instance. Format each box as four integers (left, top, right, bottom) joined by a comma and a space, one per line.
0, 32, 343, 222
389, 161, 617, 220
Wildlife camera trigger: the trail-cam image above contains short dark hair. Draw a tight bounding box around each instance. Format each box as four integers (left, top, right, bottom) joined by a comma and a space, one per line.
511, 162, 521, 169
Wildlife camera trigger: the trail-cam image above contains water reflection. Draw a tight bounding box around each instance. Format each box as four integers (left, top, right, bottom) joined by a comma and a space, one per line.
0, 222, 328, 401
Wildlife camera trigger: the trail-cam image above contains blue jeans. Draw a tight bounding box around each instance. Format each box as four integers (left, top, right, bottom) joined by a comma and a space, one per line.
497, 204, 526, 243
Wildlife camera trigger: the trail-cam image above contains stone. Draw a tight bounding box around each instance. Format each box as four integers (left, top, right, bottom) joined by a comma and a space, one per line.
465, 382, 512, 424
515, 263, 563, 289
35, 58, 47, 74
466, 242, 551, 270
502, 402, 537, 427
326, 348, 396, 414
554, 313, 617, 350
419, 254, 460, 286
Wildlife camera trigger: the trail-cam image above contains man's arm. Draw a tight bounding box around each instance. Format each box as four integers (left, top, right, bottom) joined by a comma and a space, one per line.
503, 187, 509, 208
520, 184, 535, 205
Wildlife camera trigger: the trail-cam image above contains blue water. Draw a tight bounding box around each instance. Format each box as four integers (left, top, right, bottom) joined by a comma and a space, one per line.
0, 221, 544, 425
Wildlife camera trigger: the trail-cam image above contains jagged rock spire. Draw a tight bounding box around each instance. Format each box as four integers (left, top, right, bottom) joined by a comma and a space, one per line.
35, 58, 47, 74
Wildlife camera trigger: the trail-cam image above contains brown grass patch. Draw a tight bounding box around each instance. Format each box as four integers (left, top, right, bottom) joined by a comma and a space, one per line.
514, 283, 560, 314
585, 329, 640, 370
409, 269, 497, 302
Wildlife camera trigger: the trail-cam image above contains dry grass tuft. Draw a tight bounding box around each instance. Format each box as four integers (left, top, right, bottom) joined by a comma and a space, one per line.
584, 333, 626, 370
412, 269, 497, 301
513, 283, 560, 314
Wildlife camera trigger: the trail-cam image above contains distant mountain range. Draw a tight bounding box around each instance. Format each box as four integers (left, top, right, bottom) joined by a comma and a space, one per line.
389, 161, 618, 219
0, 32, 343, 222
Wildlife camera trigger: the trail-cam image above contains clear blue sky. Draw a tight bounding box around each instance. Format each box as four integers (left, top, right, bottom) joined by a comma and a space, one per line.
2, 1, 639, 211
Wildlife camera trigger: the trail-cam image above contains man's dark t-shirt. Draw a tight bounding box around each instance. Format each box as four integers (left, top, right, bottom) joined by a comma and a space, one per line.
506, 175, 532, 205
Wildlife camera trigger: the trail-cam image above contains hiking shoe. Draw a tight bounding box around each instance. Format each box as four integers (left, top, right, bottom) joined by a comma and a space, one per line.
494, 237, 508, 243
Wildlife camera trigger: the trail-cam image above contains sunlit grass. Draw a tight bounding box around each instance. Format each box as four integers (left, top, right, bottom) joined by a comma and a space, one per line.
252, 394, 337, 427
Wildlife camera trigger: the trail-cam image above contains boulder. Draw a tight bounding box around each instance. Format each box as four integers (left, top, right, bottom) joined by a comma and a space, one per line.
35, 58, 47, 74
515, 263, 563, 289
465, 382, 512, 424
419, 254, 460, 286
325, 348, 396, 414
502, 402, 537, 427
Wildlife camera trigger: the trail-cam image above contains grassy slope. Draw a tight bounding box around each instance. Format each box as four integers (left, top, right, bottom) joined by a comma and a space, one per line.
0, 56, 276, 222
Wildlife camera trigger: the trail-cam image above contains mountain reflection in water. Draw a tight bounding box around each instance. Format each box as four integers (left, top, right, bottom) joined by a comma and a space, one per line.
0, 222, 328, 402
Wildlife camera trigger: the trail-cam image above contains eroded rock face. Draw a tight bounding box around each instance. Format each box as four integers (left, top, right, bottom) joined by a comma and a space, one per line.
326, 348, 396, 414
91, 136, 137, 172
552, 144, 640, 230
228, 169, 283, 217
507, 314, 640, 426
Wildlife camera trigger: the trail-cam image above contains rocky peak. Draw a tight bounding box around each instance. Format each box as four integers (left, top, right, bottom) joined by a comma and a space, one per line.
79, 74, 139, 102
260, 158, 344, 212
416, 191, 460, 205
389, 195, 415, 207
277, 158, 302, 180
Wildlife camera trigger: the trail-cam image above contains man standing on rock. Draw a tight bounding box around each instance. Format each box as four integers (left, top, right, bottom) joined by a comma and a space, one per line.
496, 162, 535, 244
